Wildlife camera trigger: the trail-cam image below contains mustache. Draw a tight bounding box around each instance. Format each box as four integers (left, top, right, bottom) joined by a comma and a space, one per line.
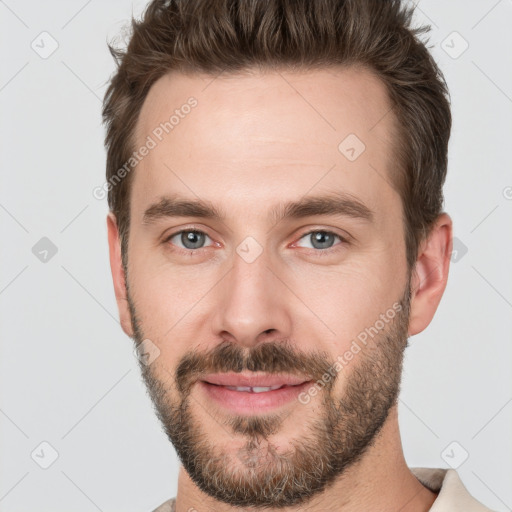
175, 339, 336, 396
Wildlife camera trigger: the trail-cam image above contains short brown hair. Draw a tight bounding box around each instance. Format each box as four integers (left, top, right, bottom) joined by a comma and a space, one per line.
102, 0, 451, 271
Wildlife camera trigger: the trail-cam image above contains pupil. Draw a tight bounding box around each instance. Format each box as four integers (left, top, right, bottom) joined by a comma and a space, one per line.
182, 231, 204, 249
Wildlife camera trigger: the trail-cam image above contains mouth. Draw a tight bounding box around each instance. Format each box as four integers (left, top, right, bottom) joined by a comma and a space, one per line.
213, 384, 291, 393
201, 372, 310, 388
198, 373, 313, 414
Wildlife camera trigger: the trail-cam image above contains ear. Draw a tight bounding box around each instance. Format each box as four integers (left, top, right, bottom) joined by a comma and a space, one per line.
106, 212, 134, 337
408, 213, 453, 336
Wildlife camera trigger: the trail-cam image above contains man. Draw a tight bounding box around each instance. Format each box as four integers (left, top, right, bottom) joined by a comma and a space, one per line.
103, 0, 495, 510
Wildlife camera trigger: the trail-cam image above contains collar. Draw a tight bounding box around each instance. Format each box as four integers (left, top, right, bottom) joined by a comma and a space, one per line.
410, 467, 495, 511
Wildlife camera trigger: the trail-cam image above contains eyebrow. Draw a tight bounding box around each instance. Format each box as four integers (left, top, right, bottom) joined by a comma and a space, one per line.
141, 192, 374, 226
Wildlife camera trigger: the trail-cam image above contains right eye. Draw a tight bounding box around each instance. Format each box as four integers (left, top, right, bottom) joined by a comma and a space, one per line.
164, 229, 215, 252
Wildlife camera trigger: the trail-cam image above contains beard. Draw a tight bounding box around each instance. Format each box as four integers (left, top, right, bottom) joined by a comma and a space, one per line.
125, 270, 412, 508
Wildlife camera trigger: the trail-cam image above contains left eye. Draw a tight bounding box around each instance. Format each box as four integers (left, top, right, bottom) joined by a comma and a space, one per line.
166, 230, 213, 250
296, 230, 343, 250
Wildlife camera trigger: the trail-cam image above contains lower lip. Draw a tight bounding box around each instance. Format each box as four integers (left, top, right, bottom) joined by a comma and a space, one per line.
199, 381, 313, 414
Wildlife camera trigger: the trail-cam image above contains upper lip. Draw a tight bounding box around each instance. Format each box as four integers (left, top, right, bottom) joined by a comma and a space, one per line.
201, 373, 311, 388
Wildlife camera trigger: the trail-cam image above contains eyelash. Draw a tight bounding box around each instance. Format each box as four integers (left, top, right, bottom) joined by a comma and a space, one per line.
162, 227, 347, 256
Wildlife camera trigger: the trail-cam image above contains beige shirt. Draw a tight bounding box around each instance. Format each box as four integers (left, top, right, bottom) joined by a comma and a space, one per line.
151, 467, 496, 511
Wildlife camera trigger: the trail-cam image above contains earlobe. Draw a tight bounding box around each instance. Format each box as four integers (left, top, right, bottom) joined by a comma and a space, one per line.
106, 212, 134, 338
408, 213, 453, 337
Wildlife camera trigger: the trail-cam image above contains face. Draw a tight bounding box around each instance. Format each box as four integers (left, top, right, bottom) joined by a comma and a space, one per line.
119, 66, 413, 507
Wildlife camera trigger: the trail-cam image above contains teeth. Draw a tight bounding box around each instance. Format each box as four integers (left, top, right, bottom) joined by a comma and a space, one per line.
252, 386, 282, 393
224, 385, 284, 393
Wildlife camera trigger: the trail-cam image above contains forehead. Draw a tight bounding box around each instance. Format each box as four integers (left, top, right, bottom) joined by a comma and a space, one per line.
131, 66, 400, 223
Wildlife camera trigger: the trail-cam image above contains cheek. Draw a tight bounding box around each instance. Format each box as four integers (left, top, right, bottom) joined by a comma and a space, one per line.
284, 251, 402, 349
128, 258, 218, 339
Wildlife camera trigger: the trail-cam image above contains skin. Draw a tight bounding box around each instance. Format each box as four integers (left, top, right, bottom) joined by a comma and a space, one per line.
107, 66, 452, 511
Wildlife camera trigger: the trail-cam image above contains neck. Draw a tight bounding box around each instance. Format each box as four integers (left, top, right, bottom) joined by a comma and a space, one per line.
174, 405, 438, 512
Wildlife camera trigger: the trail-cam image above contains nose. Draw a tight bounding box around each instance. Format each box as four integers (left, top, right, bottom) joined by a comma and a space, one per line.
210, 246, 293, 349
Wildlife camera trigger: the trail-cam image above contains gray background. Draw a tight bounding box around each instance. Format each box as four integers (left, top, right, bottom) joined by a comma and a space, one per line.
0, 0, 511, 510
